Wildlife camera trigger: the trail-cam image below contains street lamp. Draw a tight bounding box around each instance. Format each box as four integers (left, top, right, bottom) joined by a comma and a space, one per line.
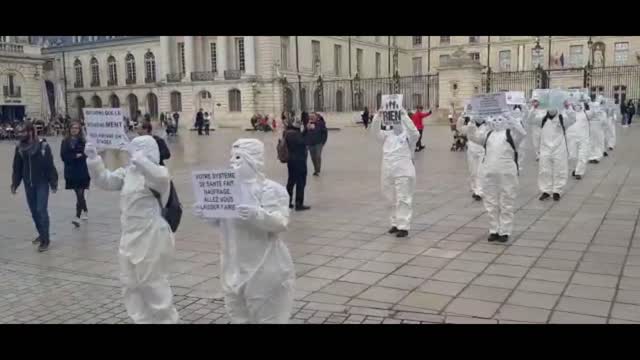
587, 36, 593, 67
533, 37, 543, 69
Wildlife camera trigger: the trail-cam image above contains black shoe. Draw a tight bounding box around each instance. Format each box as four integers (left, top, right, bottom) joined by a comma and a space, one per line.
553, 193, 561, 201
388, 226, 399, 234
396, 230, 409, 238
604, 152, 608, 157
313, 172, 319, 176
588, 160, 596, 164
420, 145, 426, 150
539, 193, 551, 201
575, 175, 582, 180
572, 170, 576, 177
488, 233, 499, 242
72, 219, 80, 228
295, 205, 311, 211
289, 204, 294, 209
32, 236, 41, 244
497, 235, 509, 243
593, 159, 600, 164
472, 194, 482, 201
415, 147, 422, 153
608, 147, 614, 151
38, 242, 49, 252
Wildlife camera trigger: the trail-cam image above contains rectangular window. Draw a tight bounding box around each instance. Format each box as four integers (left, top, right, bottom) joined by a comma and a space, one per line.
280, 36, 289, 70
440, 36, 450, 45
569, 45, 583, 67
499, 36, 510, 41
334, 44, 342, 76
469, 36, 480, 44
439, 54, 450, 66
413, 36, 422, 46
356, 48, 363, 75
614, 42, 629, 65
312, 40, 321, 72
375, 52, 381, 78
412, 57, 422, 75
178, 42, 185, 74
235, 37, 245, 72
210, 43, 217, 73
375, 36, 381, 43
392, 36, 397, 46
499, 50, 511, 71
469, 52, 480, 61
531, 47, 544, 69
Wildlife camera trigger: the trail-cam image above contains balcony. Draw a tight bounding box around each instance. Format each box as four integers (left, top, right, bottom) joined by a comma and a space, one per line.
145, 76, 156, 84
0, 43, 24, 54
107, 79, 117, 87
90, 80, 100, 88
224, 70, 242, 80
166, 73, 184, 83
125, 78, 136, 85
191, 72, 217, 81
3, 86, 21, 98
74, 81, 83, 89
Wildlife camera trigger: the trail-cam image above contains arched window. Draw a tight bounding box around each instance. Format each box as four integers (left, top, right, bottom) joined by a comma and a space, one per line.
354, 91, 364, 111
90, 57, 100, 87
73, 59, 83, 88
74, 96, 86, 119
127, 94, 139, 120
170, 91, 182, 112
107, 56, 117, 86
125, 53, 136, 84
283, 87, 294, 113
109, 94, 120, 108
300, 88, 307, 111
90, 95, 102, 108
228, 89, 242, 112
144, 51, 156, 83
335, 89, 344, 112
314, 87, 323, 112
146, 93, 158, 118
376, 92, 382, 110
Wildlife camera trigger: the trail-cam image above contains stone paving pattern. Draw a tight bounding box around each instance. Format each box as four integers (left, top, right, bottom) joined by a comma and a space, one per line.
1, 124, 640, 324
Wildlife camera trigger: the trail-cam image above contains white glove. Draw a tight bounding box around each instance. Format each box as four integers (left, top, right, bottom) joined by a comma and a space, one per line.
192, 203, 205, 218
84, 142, 98, 160
237, 205, 258, 220
130, 150, 145, 166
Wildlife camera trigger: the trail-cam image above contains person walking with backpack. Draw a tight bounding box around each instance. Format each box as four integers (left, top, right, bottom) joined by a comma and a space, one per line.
60, 120, 91, 228
307, 113, 328, 176
282, 114, 310, 211
536, 107, 575, 201
11, 121, 58, 252
137, 121, 171, 166
84, 135, 179, 324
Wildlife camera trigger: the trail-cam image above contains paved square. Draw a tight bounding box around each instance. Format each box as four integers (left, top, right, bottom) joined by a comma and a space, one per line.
1, 124, 639, 324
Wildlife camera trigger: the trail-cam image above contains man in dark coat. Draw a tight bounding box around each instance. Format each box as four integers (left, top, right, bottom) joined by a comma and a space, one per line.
284, 115, 310, 211
195, 108, 204, 135
306, 113, 328, 176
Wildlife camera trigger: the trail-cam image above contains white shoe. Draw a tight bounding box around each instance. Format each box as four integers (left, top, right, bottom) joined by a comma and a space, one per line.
81, 211, 88, 221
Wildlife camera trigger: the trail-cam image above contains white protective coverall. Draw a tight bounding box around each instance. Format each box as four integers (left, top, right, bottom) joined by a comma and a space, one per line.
467, 115, 526, 236
457, 113, 486, 196
535, 109, 576, 195
371, 110, 420, 231
565, 103, 590, 176
526, 101, 546, 161
587, 102, 606, 161
512, 107, 527, 173
603, 100, 617, 150
194, 139, 295, 324
86, 135, 179, 324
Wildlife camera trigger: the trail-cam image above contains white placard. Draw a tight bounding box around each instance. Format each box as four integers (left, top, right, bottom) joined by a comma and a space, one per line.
192, 169, 240, 219
548, 89, 570, 110
381, 94, 404, 127
83, 108, 129, 150
469, 93, 509, 116
505, 91, 526, 105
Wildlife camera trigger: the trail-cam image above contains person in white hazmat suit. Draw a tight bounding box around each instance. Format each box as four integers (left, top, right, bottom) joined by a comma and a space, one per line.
535, 105, 576, 201
603, 98, 616, 153
587, 100, 606, 164
565, 101, 590, 180
193, 139, 295, 324
371, 109, 420, 238
466, 114, 526, 243
511, 105, 527, 173
526, 97, 546, 161
85, 135, 179, 324
457, 111, 486, 200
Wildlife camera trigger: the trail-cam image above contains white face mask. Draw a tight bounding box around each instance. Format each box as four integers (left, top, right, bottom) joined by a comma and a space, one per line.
230, 151, 257, 182
548, 109, 558, 117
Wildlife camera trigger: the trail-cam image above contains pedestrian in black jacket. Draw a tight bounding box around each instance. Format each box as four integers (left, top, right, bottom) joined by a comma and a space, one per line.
11, 121, 58, 252
137, 121, 171, 166
60, 120, 91, 227
307, 113, 328, 176
284, 115, 310, 211
195, 109, 204, 135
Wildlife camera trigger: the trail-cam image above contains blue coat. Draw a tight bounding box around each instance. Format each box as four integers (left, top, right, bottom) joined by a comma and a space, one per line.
60, 137, 91, 190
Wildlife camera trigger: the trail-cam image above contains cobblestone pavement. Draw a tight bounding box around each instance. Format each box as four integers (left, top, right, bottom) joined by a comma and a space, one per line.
1, 124, 640, 324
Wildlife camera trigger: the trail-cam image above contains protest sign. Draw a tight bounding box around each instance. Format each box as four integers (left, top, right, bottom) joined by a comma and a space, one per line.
83, 108, 129, 150
568, 88, 590, 103
547, 89, 570, 110
381, 94, 404, 127
192, 169, 241, 219
505, 91, 526, 105
469, 93, 509, 117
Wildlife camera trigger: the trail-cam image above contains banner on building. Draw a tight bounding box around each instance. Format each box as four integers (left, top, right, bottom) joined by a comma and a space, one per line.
469, 93, 509, 117
192, 169, 242, 219
505, 91, 526, 105
381, 94, 404, 127
83, 108, 129, 150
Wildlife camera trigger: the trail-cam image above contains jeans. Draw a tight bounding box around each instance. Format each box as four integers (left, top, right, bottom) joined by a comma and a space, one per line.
286, 161, 307, 207
74, 188, 88, 218
25, 183, 50, 245
416, 129, 424, 148
308, 143, 323, 174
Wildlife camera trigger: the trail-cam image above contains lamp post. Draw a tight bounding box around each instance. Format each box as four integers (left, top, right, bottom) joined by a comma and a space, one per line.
533, 37, 543, 70
587, 36, 593, 67
547, 36, 552, 69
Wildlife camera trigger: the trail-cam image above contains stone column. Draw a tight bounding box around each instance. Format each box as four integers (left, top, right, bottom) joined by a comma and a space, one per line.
217, 36, 227, 79
184, 36, 195, 80
160, 36, 171, 81
436, 47, 484, 115
244, 36, 256, 76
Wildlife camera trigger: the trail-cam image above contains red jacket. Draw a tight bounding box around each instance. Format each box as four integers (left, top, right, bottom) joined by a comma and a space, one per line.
411, 111, 431, 130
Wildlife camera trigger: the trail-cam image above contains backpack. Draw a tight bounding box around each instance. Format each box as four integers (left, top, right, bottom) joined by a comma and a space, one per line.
150, 180, 183, 233
277, 130, 289, 163
483, 129, 519, 176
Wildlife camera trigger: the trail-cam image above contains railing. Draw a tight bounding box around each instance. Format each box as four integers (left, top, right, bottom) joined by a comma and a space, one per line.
2, 86, 21, 98
145, 76, 156, 84
0, 43, 24, 54
125, 78, 136, 85
107, 79, 117, 86
224, 70, 242, 80
90, 80, 100, 88
191, 72, 216, 81
166, 73, 184, 82
74, 81, 83, 89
